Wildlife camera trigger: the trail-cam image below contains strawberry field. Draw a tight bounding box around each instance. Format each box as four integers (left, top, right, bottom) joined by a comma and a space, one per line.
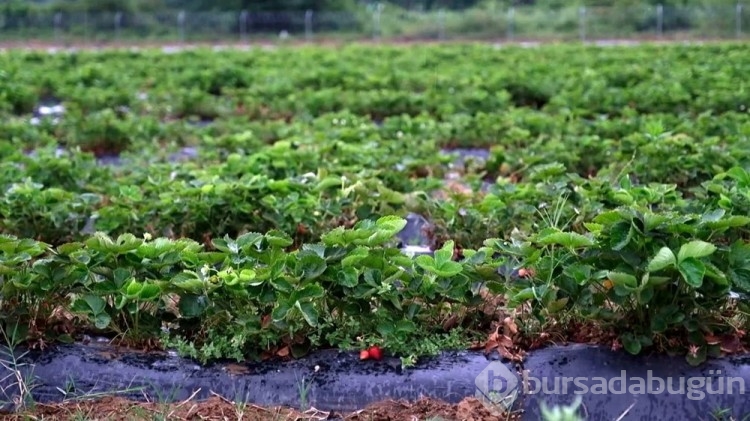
2, 41, 750, 419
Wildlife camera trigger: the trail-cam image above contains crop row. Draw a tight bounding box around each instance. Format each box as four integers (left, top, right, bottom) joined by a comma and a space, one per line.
2, 43, 750, 366
1, 44, 749, 121
2, 110, 750, 249
3, 104, 750, 155
3, 181, 750, 367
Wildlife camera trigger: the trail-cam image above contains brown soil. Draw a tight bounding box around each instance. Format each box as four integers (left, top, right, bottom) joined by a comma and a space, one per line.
0, 35, 742, 53
3, 395, 519, 421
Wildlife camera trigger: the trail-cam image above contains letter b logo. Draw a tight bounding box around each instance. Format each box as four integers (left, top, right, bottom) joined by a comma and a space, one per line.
475, 362, 519, 416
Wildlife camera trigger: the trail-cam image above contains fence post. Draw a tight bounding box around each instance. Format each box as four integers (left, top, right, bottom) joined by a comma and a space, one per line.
656, 4, 663, 38
305, 9, 313, 41
737, 3, 743, 38
579, 7, 586, 42
115, 11, 122, 42
54, 12, 62, 43
239, 10, 248, 42
177, 10, 185, 43
507, 7, 514, 40
373, 2, 382, 40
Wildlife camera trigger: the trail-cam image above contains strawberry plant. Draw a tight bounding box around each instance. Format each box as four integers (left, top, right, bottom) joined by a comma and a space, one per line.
500, 199, 750, 366
1, 42, 750, 368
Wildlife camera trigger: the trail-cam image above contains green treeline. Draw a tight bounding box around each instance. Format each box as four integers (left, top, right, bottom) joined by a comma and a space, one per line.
6, 0, 742, 14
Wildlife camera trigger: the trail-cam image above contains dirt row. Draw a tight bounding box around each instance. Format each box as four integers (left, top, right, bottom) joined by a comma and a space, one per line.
0, 34, 739, 53
3, 395, 518, 421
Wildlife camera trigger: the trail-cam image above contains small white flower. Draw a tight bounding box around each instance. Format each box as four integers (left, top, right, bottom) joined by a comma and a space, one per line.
201, 264, 210, 277
143, 232, 152, 241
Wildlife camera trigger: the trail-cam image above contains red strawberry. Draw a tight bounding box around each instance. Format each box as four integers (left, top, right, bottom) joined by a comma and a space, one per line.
367, 346, 383, 361
359, 349, 370, 360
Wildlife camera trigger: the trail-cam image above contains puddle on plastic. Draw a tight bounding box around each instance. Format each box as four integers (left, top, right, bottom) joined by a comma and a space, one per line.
440, 148, 490, 168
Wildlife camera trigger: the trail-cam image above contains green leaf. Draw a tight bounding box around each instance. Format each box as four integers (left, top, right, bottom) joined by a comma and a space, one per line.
320, 227, 347, 246
314, 176, 343, 191
236, 232, 264, 251
113, 268, 132, 288
678, 257, 706, 288
265, 230, 294, 248
377, 321, 395, 336
547, 297, 569, 313
396, 319, 417, 334
210, 238, 233, 253
704, 261, 729, 286
295, 301, 319, 327
337, 266, 359, 288
650, 314, 668, 332
70, 250, 91, 265
725, 166, 750, 186
705, 216, 750, 230
342, 246, 370, 267
700, 209, 725, 223
85, 294, 107, 314
178, 294, 207, 318
609, 222, 633, 251
94, 313, 111, 330
138, 283, 161, 301
272, 301, 292, 321
113, 233, 143, 253
435, 261, 463, 277
677, 241, 716, 263
583, 222, 603, 233
621, 333, 642, 355
536, 231, 594, 249
375, 215, 407, 234
86, 232, 142, 255
643, 213, 670, 231
1, 321, 28, 347
238, 269, 259, 284
510, 287, 537, 303
646, 276, 671, 286
125, 280, 142, 297
647, 247, 676, 272
57, 242, 84, 255
607, 271, 637, 288
291, 283, 325, 302
84, 232, 114, 253
171, 272, 205, 293
414, 254, 436, 271
434, 240, 455, 267
270, 277, 294, 293
593, 210, 626, 225
301, 243, 327, 258
299, 254, 327, 280
563, 264, 592, 285
415, 248, 462, 277
637, 286, 654, 304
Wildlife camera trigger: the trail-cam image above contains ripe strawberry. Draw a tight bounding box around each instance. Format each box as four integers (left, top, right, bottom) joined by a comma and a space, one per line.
359, 349, 370, 360
367, 346, 383, 361
518, 268, 535, 278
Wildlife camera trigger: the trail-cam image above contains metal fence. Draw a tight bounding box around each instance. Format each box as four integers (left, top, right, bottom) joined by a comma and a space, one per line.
0, 3, 747, 46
